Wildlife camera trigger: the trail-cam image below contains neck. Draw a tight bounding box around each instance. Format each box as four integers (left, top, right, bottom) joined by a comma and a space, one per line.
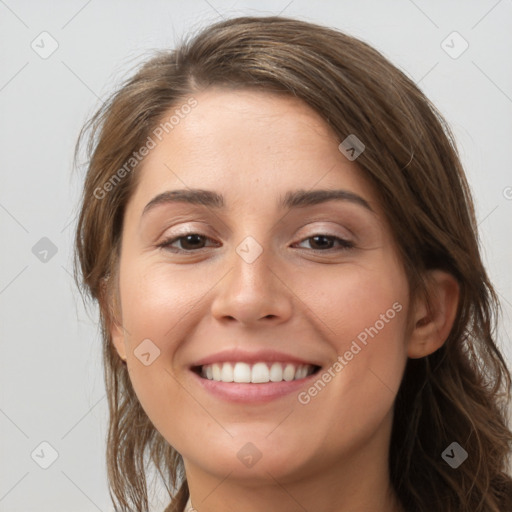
185, 479, 403, 512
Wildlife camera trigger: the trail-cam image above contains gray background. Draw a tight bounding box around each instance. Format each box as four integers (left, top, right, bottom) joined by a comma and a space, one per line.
1, 1, 511, 511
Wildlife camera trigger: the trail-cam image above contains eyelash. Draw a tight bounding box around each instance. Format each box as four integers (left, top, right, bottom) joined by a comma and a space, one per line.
156, 232, 355, 253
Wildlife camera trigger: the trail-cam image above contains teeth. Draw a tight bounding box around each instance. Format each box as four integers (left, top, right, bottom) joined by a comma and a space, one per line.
200, 362, 316, 383
269, 362, 283, 382
221, 363, 234, 382
296, 365, 308, 379
251, 362, 269, 383
283, 363, 295, 381
233, 362, 252, 383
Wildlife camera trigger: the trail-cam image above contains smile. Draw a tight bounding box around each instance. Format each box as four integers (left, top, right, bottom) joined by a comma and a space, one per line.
197, 361, 319, 383
189, 348, 323, 403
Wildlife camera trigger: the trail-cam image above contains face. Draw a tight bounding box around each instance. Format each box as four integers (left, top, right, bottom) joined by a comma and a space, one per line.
110, 87, 412, 485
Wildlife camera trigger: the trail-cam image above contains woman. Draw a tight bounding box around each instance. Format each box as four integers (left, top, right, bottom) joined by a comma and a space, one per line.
73, 15, 512, 512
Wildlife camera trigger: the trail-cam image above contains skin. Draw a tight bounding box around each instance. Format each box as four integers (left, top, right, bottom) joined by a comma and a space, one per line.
109, 87, 459, 512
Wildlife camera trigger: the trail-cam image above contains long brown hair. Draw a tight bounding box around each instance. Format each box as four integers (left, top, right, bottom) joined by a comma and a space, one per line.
73, 15, 512, 512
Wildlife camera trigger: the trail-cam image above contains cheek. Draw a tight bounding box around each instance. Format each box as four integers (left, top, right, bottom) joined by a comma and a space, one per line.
110, 254, 222, 466
303, 260, 408, 342
120, 261, 198, 342
287, 269, 409, 459
302, 262, 409, 406
115, 261, 194, 417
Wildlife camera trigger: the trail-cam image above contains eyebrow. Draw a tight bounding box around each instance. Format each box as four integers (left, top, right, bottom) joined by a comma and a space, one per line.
141, 188, 374, 217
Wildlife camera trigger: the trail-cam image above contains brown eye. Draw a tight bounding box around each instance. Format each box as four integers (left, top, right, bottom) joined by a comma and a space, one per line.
295, 234, 354, 251
158, 233, 218, 252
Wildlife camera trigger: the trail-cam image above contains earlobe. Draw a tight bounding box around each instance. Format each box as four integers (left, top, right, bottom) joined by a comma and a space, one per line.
110, 316, 127, 363
407, 270, 460, 359
99, 278, 127, 363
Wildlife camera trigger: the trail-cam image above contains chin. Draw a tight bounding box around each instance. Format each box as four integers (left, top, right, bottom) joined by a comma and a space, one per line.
187, 437, 314, 484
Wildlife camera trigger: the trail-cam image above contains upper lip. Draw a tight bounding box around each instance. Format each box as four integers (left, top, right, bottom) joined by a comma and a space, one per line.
190, 348, 322, 368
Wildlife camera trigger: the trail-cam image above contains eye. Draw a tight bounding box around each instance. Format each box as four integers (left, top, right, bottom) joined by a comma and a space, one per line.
294, 234, 355, 252
157, 232, 355, 253
157, 232, 219, 252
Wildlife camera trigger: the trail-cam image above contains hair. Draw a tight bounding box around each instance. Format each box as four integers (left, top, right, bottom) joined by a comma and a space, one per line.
73, 15, 512, 512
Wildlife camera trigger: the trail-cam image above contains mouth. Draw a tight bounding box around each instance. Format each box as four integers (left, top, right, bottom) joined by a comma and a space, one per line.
191, 361, 322, 383
190, 362, 323, 403
188, 349, 325, 403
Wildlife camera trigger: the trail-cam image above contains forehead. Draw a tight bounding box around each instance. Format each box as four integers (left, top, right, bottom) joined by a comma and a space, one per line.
128, 87, 377, 213
163, 87, 339, 160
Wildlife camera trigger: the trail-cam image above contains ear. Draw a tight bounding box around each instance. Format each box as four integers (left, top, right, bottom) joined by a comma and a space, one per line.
99, 277, 127, 363
110, 316, 127, 363
407, 270, 460, 359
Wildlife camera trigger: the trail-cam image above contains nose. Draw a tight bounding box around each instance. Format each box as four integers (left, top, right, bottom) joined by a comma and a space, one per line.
210, 242, 294, 327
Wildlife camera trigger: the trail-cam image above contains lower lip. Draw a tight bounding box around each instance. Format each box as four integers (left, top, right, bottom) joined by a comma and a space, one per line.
189, 369, 320, 404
